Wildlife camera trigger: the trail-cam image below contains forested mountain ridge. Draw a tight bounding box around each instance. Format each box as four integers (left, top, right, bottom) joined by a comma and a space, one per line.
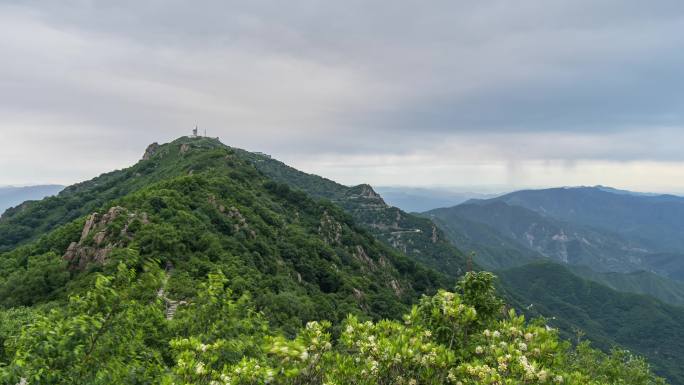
0, 139, 468, 279
0, 137, 669, 384
232, 147, 684, 382
233, 149, 469, 277
0, 137, 445, 327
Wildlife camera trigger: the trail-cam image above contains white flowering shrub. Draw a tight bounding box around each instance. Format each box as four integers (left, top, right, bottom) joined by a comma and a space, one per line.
165, 272, 666, 385
328, 315, 454, 384
407, 289, 478, 352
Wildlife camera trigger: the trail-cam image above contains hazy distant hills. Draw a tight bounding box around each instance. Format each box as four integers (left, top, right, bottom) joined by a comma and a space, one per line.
428, 201, 684, 305
425, 186, 684, 381
425, 185, 684, 306
0, 185, 64, 216
428, 186, 684, 278
494, 186, 684, 251
428, 200, 649, 273
373, 186, 499, 212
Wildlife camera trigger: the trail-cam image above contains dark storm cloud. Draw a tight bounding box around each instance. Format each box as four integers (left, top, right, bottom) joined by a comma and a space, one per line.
2, 0, 684, 187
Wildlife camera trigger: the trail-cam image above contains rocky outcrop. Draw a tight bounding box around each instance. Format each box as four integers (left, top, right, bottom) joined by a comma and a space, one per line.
63, 206, 148, 270
142, 142, 160, 160
353, 245, 376, 270
345, 184, 387, 208
352, 287, 364, 301
180, 143, 191, 154
357, 184, 382, 199
226, 207, 246, 230
389, 279, 403, 296
319, 211, 343, 245
230, 207, 256, 238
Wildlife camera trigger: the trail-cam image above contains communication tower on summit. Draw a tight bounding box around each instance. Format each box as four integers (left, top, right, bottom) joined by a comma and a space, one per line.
191, 125, 213, 139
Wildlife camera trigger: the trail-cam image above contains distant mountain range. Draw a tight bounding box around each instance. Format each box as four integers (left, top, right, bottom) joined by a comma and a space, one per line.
491, 186, 684, 252
0, 185, 64, 216
373, 186, 499, 212
425, 185, 684, 381
427, 186, 684, 277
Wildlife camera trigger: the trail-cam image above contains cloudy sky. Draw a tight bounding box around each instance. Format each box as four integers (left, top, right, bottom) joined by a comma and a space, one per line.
2, 1, 684, 192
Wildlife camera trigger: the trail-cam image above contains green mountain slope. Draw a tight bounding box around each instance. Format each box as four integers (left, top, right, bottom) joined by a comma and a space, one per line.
233, 149, 468, 277
499, 262, 684, 382
0, 137, 445, 333
0, 139, 466, 279
426, 211, 545, 270
239, 154, 684, 384
566, 265, 684, 307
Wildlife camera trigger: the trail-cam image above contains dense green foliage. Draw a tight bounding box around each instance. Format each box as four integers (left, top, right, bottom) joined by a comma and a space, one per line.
0, 269, 665, 384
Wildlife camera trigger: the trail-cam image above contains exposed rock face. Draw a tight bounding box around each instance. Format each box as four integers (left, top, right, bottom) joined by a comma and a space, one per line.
63, 206, 147, 270
142, 142, 160, 160
180, 143, 191, 154
389, 279, 403, 296
226, 207, 246, 229
357, 184, 382, 199
63, 242, 112, 270
352, 287, 364, 301
353, 245, 376, 270
319, 210, 343, 245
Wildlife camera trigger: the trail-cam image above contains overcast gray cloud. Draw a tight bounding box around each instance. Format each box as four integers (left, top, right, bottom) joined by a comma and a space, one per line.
2, 1, 684, 191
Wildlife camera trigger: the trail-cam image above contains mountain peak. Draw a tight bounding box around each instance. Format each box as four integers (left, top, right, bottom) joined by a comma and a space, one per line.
142, 142, 160, 160
347, 184, 387, 207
